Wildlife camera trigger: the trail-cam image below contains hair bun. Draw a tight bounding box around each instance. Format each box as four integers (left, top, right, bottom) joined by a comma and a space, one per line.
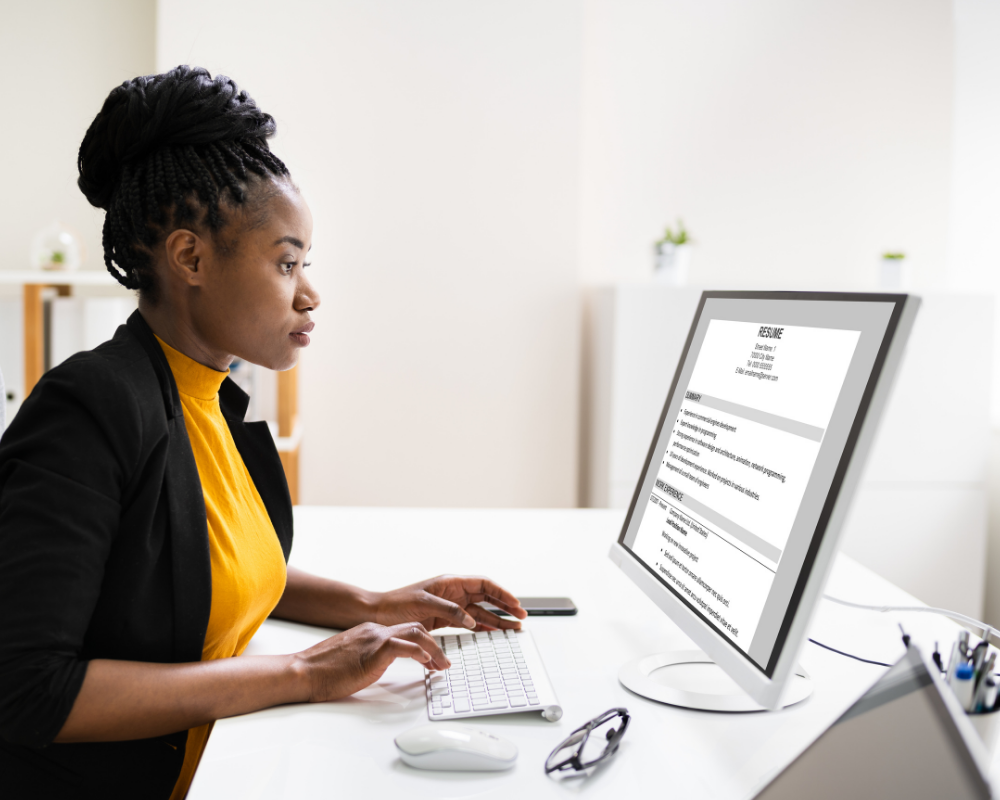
78, 65, 277, 210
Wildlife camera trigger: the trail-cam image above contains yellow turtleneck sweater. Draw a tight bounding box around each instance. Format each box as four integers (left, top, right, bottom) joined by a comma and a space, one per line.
156, 337, 287, 800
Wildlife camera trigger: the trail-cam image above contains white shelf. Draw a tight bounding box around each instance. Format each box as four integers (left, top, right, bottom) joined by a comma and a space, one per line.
0, 269, 120, 286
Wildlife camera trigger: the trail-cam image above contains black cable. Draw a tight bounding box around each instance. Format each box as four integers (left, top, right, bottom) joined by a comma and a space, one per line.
808, 638, 893, 667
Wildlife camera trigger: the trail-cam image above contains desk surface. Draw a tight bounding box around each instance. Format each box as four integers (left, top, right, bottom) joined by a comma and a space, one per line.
189, 507, 992, 799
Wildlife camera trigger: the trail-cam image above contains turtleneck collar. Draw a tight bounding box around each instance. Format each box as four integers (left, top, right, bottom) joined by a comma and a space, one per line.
155, 335, 229, 402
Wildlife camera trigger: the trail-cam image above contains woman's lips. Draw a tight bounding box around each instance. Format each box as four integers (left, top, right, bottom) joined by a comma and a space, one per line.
290, 321, 315, 347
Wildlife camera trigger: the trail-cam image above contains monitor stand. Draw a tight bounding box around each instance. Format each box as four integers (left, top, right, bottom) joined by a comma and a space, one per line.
619, 650, 812, 712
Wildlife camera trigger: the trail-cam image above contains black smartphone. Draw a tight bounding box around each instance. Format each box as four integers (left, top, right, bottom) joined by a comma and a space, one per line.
483, 597, 577, 616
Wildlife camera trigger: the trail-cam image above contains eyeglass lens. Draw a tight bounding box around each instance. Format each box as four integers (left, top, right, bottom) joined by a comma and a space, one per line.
545, 729, 587, 771
546, 709, 629, 773
577, 714, 623, 765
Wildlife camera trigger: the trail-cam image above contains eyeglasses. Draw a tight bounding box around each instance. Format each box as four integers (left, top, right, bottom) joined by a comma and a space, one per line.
544, 707, 631, 774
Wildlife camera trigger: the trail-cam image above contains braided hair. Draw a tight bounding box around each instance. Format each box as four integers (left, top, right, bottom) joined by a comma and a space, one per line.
77, 65, 289, 300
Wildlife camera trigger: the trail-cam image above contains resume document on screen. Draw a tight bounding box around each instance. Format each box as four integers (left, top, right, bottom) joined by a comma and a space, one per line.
628, 318, 861, 658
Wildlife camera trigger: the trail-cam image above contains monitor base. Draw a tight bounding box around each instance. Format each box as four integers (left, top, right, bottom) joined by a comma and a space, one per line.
619, 649, 812, 712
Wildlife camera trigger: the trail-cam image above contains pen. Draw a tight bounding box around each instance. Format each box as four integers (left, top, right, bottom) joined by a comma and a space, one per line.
973, 641, 988, 670
973, 653, 995, 712
947, 640, 962, 685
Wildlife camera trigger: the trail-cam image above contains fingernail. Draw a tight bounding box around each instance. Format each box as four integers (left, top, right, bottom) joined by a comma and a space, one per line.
464, 615, 476, 629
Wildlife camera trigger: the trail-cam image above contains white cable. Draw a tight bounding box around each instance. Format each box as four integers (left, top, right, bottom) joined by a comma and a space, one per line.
824, 594, 998, 648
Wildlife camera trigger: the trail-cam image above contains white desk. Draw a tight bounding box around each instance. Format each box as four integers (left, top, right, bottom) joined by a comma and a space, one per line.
189, 507, 992, 799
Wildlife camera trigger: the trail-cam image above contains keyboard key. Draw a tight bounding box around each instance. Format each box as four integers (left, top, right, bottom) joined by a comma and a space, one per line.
432, 706, 444, 715
430, 687, 450, 697
473, 699, 509, 710
528, 698, 540, 705
455, 699, 471, 712
510, 697, 528, 707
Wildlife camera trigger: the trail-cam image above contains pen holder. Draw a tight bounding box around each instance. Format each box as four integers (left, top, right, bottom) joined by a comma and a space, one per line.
968, 707, 1000, 755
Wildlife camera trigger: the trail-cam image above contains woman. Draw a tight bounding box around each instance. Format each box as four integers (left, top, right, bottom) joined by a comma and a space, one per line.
0, 65, 526, 799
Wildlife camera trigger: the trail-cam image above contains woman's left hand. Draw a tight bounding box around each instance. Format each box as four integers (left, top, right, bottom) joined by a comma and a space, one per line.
372, 575, 528, 632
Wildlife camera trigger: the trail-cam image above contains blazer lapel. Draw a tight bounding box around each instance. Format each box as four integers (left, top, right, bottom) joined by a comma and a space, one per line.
126, 312, 212, 663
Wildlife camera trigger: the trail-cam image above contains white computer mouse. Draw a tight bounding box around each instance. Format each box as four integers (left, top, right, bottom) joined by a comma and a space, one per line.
394, 724, 518, 771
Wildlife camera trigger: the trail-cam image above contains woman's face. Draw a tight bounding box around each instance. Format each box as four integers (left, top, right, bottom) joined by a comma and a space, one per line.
188, 180, 320, 371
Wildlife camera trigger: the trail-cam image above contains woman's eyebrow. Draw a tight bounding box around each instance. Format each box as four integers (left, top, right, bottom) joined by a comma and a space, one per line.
273, 235, 305, 249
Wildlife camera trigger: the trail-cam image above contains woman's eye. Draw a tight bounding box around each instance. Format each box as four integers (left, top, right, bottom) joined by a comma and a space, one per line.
281, 262, 295, 274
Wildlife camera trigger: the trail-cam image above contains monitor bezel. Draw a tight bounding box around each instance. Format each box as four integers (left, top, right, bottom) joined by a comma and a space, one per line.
609, 290, 920, 710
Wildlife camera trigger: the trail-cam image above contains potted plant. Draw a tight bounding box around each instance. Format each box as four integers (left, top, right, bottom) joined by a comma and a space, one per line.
30, 222, 81, 271
654, 220, 692, 285
879, 252, 908, 291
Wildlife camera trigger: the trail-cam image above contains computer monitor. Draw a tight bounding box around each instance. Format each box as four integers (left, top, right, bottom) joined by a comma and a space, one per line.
608, 291, 919, 711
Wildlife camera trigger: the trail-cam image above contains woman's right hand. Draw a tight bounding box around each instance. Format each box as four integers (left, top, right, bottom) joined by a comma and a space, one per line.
293, 621, 449, 703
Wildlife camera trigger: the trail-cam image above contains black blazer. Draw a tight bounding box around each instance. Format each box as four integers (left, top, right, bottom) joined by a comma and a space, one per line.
0, 311, 293, 799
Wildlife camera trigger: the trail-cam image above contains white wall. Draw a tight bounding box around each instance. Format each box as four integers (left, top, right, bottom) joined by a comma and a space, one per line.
0, 0, 155, 273
580, 0, 954, 291
158, 0, 583, 508
950, 0, 1000, 627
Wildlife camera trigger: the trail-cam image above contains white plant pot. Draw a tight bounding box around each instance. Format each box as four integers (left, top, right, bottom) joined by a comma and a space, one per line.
879, 258, 910, 291
654, 243, 691, 285
30, 222, 82, 271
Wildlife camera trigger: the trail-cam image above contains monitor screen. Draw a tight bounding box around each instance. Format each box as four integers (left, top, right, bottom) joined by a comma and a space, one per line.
618, 294, 903, 676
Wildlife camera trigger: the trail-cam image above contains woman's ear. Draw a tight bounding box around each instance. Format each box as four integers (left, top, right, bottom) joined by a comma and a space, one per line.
163, 229, 207, 288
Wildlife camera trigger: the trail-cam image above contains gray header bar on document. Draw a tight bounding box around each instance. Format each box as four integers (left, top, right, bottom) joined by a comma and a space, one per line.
685, 391, 824, 442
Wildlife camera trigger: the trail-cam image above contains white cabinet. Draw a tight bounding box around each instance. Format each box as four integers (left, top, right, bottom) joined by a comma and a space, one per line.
582, 285, 992, 617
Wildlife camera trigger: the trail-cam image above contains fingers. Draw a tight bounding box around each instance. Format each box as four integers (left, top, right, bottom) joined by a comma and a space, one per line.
389, 623, 450, 671
458, 576, 528, 620
467, 602, 521, 632
375, 637, 435, 670
419, 593, 476, 631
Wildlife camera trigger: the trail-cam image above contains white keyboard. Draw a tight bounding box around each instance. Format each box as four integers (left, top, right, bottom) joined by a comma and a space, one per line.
424, 629, 563, 722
